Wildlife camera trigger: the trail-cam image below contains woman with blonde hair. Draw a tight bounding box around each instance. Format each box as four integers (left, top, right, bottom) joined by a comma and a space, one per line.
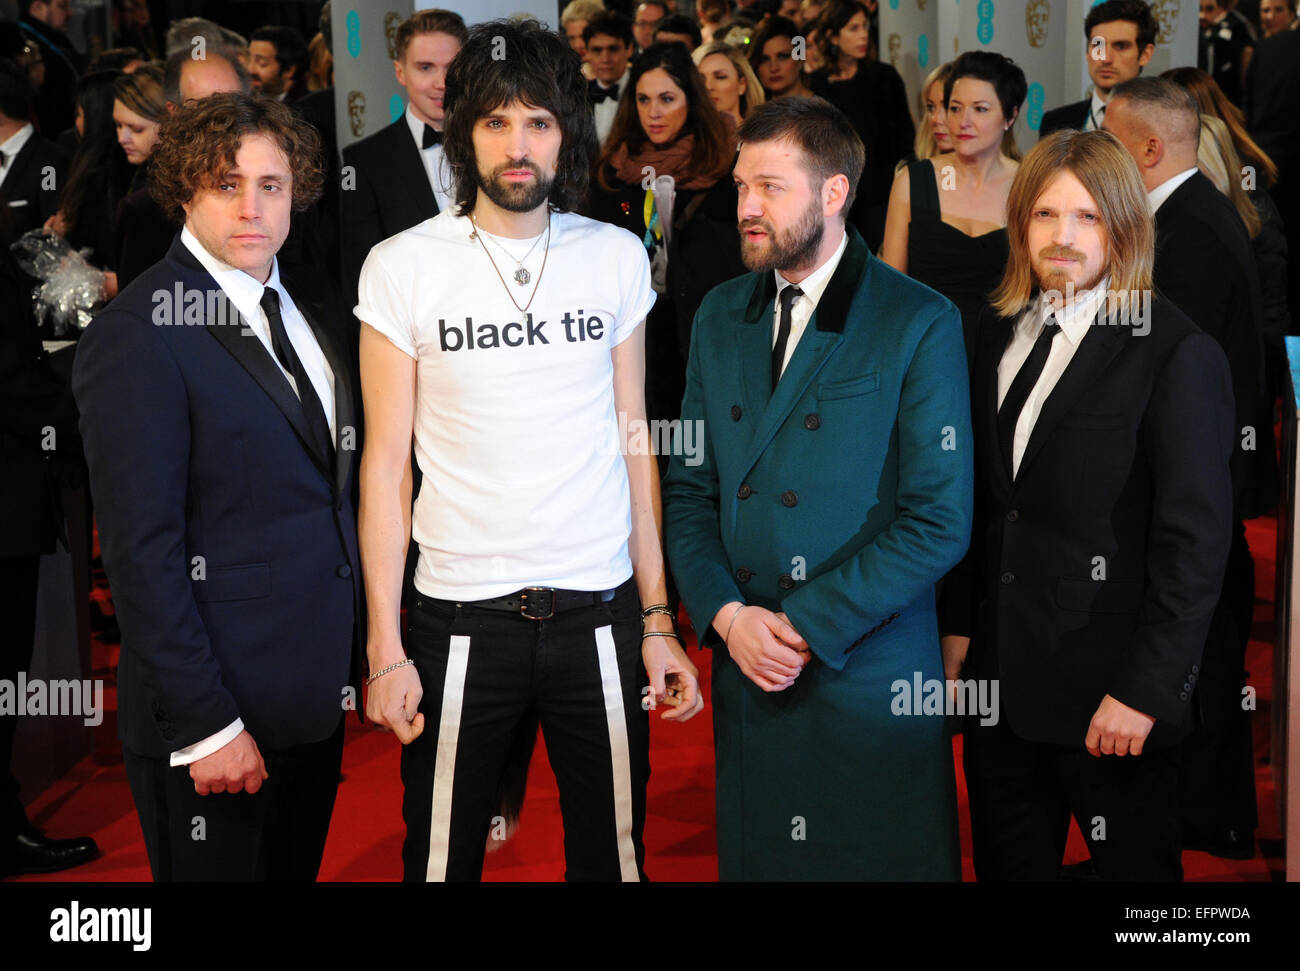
693, 41, 764, 125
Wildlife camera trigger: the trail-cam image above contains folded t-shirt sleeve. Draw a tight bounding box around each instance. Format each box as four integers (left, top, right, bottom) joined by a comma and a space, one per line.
355, 248, 417, 359
611, 230, 656, 347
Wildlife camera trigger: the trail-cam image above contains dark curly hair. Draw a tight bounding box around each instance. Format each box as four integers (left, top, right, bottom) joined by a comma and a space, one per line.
442, 18, 594, 216
149, 92, 323, 221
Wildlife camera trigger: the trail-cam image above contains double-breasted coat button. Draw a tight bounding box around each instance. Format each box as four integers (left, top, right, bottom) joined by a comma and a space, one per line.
1191, 664, 1200, 674
1006, 510, 1019, 522
1179, 691, 1189, 701
735, 567, 753, 583
737, 483, 752, 499
730, 404, 742, 421
781, 490, 798, 507
778, 574, 795, 590
337, 564, 353, 579
1000, 572, 1014, 584
803, 414, 821, 430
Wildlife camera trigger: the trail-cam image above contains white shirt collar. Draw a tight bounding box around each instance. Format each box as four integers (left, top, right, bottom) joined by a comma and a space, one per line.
1148, 167, 1199, 213
1026, 275, 1112, 346
0, 123, 34, 166
180, 225, 284, 323
598, 68, 630, 94
775, 228, 849, 308
405, 104, 442, 150
1088, 89, 1107, 128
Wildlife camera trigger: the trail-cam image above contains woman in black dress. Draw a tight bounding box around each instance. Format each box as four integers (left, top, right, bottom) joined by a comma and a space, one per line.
880, 50, 1026, 366
807, 0, 914, 251
586, 42, 742, 427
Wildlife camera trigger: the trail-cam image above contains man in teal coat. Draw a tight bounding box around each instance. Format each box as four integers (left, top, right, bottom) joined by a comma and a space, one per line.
663, 98, 974, 880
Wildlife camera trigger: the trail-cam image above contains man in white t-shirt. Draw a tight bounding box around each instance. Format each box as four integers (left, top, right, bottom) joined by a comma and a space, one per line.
357, 18, 703, 883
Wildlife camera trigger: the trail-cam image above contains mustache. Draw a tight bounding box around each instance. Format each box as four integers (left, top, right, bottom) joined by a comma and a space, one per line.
1038, 246, 1088, 262
490, 160, 542, 179
739, 218, 773, 234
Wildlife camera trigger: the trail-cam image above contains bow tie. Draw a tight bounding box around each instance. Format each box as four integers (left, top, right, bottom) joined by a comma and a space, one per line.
590, 83, 619, 104
422, 124, 443, 149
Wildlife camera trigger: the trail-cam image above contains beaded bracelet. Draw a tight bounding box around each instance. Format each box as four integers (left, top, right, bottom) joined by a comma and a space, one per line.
366, 658, 414, 685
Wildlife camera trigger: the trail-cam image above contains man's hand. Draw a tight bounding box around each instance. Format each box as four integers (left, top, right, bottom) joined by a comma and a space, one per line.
641, 620, 704, 721
43, 211, 68, 236
1085, 694, 1156, 757
941, 634, 970, 704
365, 645, 425, 744
190, 730, 268, 795
715, 602, 809, 692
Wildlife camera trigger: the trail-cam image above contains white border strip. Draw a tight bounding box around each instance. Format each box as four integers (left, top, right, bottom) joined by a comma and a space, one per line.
425, 634, 471, 882
594, 624, 639, 881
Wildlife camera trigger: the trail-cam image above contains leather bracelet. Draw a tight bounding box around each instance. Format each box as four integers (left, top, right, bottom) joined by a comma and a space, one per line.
640, 604, 674, 620
723, 603, 746, 643
641, 630, 682, 643
366, 658, 413, 685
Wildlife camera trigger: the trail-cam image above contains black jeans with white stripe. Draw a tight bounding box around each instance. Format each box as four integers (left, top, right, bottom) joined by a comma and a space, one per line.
400, 578, 649, 881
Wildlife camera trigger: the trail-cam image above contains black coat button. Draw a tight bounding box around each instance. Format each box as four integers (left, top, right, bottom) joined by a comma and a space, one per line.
731, 405, 742, 421
781, 490, 798, 507
737, 483, 752, 499
1000, 572, 1014, 584
1006, 510, 1019, 522
1183, 683, 1192, 692
1188, 673, 1197, 684
735, 567, 753, 583
337, 564, 353, 579
1179, 691, 1189, 701
1191, 664, 1199, 675
778, 574, 795, 590
804, 413, 821, 430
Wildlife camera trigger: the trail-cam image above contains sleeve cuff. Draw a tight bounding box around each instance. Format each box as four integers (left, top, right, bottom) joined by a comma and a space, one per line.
170, 718, 245, 767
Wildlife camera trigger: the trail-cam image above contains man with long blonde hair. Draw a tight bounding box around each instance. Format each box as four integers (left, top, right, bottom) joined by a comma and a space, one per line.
939, 130, 1235, 881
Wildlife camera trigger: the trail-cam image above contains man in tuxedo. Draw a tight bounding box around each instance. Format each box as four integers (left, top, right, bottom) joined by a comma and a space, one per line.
584, 12, 634, 146
665, 97, 973, 879
248, 25, 309, 105
941, 129, 1235, 881
18, 0, 80, 137
1039, 0, 1158, 139
1105, 76, 1271, 858
340, 8, 466, 307
1200, 0, 1258, 107
73, 93, 363, 882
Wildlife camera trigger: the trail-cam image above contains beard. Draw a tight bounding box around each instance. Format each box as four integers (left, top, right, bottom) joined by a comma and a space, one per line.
478, 160, 554, 213
739, 197, 826, 274
1034, 245, 1107, 301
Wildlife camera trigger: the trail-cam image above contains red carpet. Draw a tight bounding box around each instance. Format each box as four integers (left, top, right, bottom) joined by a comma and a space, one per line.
13, 515, 1286, 882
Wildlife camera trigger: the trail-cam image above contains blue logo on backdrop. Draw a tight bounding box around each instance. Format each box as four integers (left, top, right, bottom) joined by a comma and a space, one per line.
389, 94, 404, 123
977, 0, 995, 44
918, 34, 930, 68
346, 11, 361, 58
1027, 82, 1045, 130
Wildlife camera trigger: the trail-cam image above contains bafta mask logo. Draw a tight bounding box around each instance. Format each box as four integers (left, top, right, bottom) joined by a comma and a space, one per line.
347, 90, 366, 138
1025, 0, 1050, 48
918, 0, 927, 9
384, 11, 403, 61
1152, 0, 1179, 44
888, 33, 901, 66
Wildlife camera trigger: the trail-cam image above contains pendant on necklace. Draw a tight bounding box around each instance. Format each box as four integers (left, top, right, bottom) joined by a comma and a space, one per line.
513, 267, 530, 286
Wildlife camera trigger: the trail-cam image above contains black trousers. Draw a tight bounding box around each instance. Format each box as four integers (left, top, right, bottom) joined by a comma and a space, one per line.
964, 712, 1183, 881
1180, 520, 1258, 836
122, 716, 344, 881
0, 555, 40, 845
400, 578, 649, 882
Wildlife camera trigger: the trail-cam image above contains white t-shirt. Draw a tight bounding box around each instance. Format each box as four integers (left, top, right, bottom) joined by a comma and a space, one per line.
356, 208, 656, 600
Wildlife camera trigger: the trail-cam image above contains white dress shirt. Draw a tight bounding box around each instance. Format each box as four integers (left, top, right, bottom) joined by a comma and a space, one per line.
772, 229, 849, 379
1083, 89, 1107, 132
593, 68, 629, 147
171, 227, 337, 766
997, 277, 1111, 478
0, 122, 34, 189
1147, 167, 1198, 214
404, 105, 455, 213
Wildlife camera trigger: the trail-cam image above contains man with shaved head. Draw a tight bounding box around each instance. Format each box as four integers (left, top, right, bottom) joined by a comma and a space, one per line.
163, 47, 248, 111
1104, 75, 1270, 861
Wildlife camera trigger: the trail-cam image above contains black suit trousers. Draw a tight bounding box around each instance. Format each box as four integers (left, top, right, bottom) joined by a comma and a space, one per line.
122, 716, 344, 881
0, 555, 40, 841
964, 712, 1183, 881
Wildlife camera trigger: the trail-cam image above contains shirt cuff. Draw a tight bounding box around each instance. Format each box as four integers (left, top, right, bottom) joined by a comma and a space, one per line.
169, 718, 245, 767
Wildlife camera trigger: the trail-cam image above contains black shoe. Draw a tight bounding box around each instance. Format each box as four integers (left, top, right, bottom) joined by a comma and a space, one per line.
1, 827, 99, 876
1183, 828, 1255, 860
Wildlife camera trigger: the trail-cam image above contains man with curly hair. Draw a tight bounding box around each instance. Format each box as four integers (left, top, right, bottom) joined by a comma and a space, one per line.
72, 93, 363, 881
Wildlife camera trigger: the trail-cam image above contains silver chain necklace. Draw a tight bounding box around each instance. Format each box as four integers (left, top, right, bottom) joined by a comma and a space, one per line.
468, 213, 551, 312
473, 222, 548, 285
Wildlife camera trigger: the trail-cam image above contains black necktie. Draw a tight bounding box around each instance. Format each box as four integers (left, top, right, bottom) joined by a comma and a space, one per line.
422, 124, 442, 149
260, 287, 335, 466
771, 285, 803, 390
997, 317, 1060, 479
590, 82, 618, 104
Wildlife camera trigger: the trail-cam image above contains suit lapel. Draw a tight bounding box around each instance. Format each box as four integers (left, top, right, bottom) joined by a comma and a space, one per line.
390, 119, 438, 219
166, 238, 334, 483
1013, 312, 1128, 485
979, 313, 1015, 498
736, 270, 776, 421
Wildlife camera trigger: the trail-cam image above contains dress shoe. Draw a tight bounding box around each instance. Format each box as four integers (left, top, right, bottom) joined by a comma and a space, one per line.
1183, 828, 1255, 860
1, 827, 99, 876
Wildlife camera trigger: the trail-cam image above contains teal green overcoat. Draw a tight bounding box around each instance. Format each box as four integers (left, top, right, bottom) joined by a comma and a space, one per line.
663, 229, 973, 880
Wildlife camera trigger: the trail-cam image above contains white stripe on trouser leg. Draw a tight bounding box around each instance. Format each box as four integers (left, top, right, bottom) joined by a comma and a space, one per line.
425, 634, 471, 882
594, 623, 639, 881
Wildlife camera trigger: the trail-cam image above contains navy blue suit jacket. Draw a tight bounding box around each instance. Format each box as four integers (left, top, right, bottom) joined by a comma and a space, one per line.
73, 236, 363, 759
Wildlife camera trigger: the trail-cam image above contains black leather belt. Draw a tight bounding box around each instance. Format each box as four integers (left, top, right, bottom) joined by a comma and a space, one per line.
461, 586, 618, 620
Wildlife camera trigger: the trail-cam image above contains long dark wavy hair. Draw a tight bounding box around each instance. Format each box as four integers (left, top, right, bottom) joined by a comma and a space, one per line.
595, 41, 733, 191
59, 70, 133, 235
442, 18, 594, 215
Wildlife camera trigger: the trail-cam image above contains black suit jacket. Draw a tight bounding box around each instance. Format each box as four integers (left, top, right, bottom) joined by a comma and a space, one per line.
941, 298, 1234, 750
340, 117, 438, 306
0, 129, 68, 240
1246, 29, 1300, 179
72, 236, 364, 759
1038, 99, 1090, 138
1154, 171, 1275, 518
